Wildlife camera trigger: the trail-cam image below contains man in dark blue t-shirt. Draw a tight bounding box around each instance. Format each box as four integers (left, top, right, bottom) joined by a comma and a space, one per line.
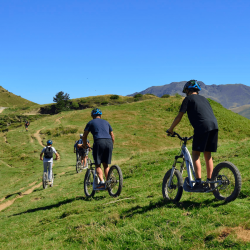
167, 80, 218, 191
82, 108, 115, 189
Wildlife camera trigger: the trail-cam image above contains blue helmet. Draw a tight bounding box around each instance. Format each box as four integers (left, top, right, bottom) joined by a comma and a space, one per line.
47, 140, 53, 145
91, 108, 102, 116
183, 80, 201, 93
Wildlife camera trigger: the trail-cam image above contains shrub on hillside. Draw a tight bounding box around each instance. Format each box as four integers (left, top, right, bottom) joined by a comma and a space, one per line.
175, 93, 182, 98
41, 125, 78, 137
101, 101, 109, 105
134, 94, 143, 98
71, 102, 79, 109
110, 95, 119, 100
134, 97, 140, 102
80, 99, 87, 104
161, 94, 170, 98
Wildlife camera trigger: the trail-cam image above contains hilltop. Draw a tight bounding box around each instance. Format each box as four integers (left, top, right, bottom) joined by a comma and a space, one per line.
129, 81, 250, 109
0, 97, 250, 249
0, 86, 37, 108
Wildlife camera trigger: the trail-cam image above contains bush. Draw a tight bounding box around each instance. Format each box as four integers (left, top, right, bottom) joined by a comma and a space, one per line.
175, 93, 182, 98
134, 94, 143, 98
161, 94, 170, 98
134, 97, 140, 102
110, 95, 119, 100
80, 99, 87, 103
101, 101, 109, 106
71, 102, 79, 109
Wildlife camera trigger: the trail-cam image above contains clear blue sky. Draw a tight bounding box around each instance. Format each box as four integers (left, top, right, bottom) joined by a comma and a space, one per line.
1, 0, 250, 104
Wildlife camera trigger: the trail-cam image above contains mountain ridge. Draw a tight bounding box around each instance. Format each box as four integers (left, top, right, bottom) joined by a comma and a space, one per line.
128, 81, 250, 109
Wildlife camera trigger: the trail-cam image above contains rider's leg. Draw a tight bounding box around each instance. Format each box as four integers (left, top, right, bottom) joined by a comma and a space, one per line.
83, 155, 87, 167
96, 165, 104, 182
204, 151, 213, 179
102, 162, 109, 180
43, 162, 47, 174
81, 155, 84, 166
192, 150, 201, 179
48, 162, 53, 181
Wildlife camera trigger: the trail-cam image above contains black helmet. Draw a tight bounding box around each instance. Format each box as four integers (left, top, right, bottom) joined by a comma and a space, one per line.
183, 80, 201, 93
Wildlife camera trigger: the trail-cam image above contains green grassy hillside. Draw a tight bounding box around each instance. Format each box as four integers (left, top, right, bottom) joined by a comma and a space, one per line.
0, 97, 250, 249
0, 86, 37, 108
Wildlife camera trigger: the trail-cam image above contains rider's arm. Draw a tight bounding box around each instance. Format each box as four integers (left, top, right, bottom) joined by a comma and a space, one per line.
40, 152, 43, 161
55, 152, 59, 160
82, 131, 89, 148
168, 112, 184, 134
110, 131, 114, 145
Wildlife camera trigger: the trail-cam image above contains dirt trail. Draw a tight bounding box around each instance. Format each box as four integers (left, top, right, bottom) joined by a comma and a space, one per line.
34, 128, 45, 147
0, 107, 7, 114
55, 116, 64, 124
0, 159, 12, 168
0, 182, 42, 212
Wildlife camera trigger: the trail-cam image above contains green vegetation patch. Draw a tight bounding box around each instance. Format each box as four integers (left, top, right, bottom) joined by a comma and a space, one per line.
41, 125, 78, 137
0, 114, 45, 132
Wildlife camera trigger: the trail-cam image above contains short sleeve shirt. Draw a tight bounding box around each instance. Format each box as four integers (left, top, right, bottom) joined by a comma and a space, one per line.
74, 139, 90, 151
41, 146, 57, 163
84, 118, 113, 141
179, 94, 218, 135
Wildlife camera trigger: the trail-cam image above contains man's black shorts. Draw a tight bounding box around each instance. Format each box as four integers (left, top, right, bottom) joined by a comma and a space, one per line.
93, 139, 113, 165
192, 129, 218, 152
79, 149, 89, 157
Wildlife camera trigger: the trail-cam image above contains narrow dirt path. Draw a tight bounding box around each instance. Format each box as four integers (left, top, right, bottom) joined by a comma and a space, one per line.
34, 128, 45, 147
55, 116, 64, 124
0, 182, 42, 212
0, 107, 7, 114
0, 159, 12, 168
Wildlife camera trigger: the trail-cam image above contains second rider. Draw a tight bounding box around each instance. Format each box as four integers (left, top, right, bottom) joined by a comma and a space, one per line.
81, 108, 115, 189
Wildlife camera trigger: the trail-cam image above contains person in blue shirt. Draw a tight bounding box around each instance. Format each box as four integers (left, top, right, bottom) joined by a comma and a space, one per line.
75, 134, 90, 169
82, 108, 115, 189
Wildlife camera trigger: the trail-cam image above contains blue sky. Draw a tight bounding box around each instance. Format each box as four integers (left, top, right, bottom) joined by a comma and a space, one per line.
1, 0, 250, 104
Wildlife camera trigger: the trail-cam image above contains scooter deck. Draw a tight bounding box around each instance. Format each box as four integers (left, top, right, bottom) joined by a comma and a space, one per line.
183, 178, 210, 193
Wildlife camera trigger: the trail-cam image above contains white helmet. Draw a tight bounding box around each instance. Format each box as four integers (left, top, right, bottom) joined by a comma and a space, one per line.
80, 134, 83, 138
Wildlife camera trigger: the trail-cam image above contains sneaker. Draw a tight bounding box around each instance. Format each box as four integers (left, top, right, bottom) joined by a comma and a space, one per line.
96, 183, 106, 189
191, 182, 206, 192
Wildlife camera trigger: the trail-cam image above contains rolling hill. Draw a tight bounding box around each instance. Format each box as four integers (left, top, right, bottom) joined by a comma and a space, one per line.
0, 96, 250, 249
0, 86, 37, 108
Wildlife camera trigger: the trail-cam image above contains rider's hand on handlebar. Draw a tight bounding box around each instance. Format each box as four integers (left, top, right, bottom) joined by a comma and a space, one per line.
166, 129, 174, 136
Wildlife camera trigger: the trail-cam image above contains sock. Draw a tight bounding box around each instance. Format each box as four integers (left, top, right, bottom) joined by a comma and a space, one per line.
206, 178, 211, 182
196, 178, 201, 184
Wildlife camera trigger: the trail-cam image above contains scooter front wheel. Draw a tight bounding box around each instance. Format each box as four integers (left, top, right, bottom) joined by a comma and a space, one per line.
84, 169, 96, 197
162, 169, 183, 202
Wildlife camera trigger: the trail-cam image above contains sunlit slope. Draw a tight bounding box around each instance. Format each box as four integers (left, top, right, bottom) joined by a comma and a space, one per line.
0, 96, 250, 249
1, 96, 250, 198
0, 86, 37, 107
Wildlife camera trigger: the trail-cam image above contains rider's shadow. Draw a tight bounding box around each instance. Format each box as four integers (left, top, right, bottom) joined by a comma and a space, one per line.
121, 198, 228, 218
121, 199, 168, 218
80, 196, 106, 202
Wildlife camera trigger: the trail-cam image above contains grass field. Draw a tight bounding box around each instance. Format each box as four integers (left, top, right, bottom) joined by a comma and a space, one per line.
0, 96, 250, 249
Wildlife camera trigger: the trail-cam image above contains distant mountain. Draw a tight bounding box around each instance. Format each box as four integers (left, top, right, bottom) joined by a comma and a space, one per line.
0, 86, 37, 108
231, 105, 250, 119
129, 81, 250, 109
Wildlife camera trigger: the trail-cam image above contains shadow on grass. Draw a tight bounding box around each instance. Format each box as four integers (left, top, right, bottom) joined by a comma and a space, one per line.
121, 197, 229, 218
10, 194, 107, 217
